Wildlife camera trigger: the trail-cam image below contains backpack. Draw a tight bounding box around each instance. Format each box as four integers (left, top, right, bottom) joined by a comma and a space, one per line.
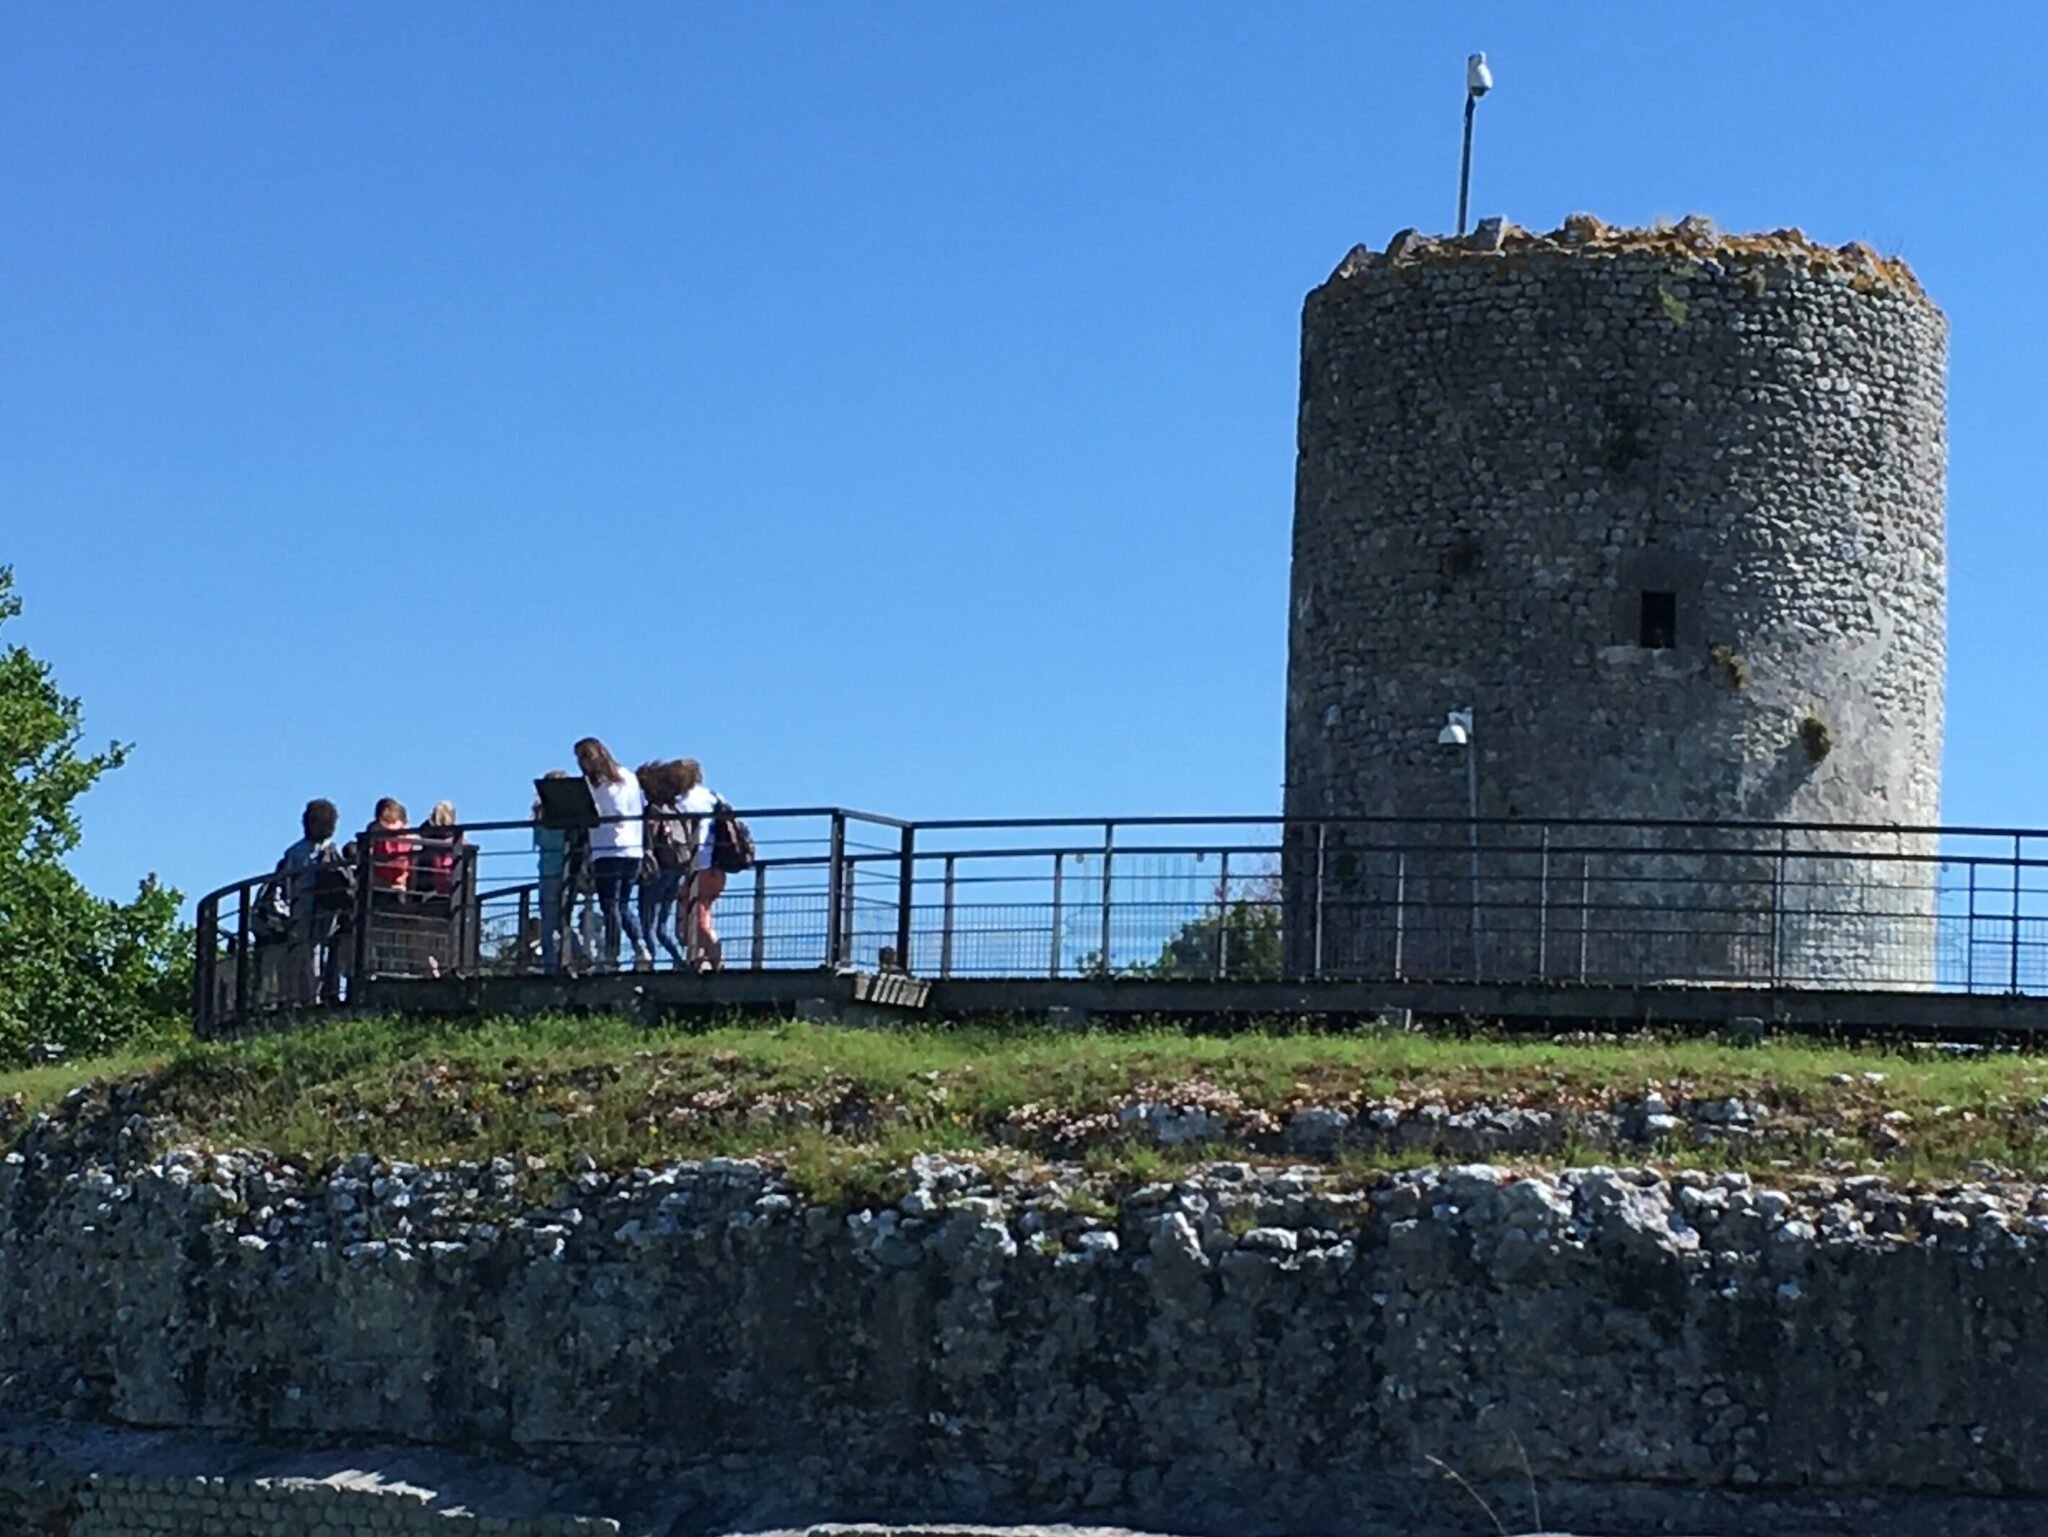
649, 802, 695, 872
252, 864, 293, 940
710, 798, 755, 874
311, 844, 357, 916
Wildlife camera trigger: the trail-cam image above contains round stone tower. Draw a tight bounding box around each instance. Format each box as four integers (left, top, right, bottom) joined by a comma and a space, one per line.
1284, 215, 1947, 984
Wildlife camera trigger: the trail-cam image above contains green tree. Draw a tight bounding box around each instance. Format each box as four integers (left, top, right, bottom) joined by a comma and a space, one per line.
0, 567, 188, 1063
1082, 871, 1285, 981
1137, 874, 1284, 981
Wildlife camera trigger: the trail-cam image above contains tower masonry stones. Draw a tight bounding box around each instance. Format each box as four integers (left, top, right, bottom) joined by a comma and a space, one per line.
1284, 215, 1947, 983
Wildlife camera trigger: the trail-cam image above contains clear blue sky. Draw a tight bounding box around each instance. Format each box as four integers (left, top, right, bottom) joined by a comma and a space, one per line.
3, 4, 2044, 902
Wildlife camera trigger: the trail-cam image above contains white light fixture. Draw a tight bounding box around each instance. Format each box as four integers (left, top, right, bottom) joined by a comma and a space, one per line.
1457, 53, 1493, 236
1436, 704, 1483, 979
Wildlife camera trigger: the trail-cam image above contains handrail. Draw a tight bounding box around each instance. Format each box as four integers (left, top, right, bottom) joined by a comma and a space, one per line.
904, 812, 2021, 838
191, 806, 2048, 1033
195, 806, 2048, 913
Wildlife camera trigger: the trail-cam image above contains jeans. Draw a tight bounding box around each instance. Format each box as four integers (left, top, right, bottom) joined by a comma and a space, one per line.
290, 906, 341, 1003
638, 867, 688, 966
590, 856, 645, 963
539, 872, 564, 973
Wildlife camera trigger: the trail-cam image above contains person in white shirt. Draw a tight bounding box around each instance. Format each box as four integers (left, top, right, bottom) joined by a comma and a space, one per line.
574, 736, 651, 970
673, 757, 726, 972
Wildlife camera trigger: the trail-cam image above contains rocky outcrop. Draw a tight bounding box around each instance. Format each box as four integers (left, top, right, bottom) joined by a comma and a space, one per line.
7, 1124, 2048, 1534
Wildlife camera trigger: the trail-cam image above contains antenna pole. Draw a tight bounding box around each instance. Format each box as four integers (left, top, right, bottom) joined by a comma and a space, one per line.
1457, 92, 1476, 236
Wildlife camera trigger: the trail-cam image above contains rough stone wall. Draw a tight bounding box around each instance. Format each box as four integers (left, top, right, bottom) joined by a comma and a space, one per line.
10, 1139, 2048, 1535
1283, 217, 1947, 983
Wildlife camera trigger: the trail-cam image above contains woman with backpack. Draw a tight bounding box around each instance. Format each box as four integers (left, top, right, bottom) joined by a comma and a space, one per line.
574, 736, 651, 971
255, 797, 344, 1006
635, 760, 692, 968
674, 757, 742, 973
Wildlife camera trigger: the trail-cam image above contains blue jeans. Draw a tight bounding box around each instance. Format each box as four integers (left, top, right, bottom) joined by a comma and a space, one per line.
638, 867, 688, 966
539, 872, 564, 972
591, 857, 645, 963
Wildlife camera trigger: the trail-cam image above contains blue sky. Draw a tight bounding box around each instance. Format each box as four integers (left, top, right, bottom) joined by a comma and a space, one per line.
3, 4, 2044, 902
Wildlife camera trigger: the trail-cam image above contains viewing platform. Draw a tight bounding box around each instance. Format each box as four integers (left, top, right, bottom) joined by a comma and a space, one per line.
194, 809, 2048, 1039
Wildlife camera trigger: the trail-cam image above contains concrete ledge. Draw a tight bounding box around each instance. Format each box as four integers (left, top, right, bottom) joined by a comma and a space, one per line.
925, 977, 2048, 1037
216, 970, 2048, 1041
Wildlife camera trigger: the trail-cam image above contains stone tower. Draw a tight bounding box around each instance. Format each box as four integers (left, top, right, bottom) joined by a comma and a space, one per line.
1283, 215, 1947, 983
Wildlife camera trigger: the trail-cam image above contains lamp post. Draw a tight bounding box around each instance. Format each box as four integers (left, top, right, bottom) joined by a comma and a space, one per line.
1457, 52, 1493, 237
1438, 707, 1481, 975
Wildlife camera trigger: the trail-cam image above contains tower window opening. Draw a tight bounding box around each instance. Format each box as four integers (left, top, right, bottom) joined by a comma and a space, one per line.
1638, 590, 1677, 649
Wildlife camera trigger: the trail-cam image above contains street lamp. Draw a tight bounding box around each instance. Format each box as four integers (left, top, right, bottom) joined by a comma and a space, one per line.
1438, 707, 1481, 975
1457, 51, 1493, 237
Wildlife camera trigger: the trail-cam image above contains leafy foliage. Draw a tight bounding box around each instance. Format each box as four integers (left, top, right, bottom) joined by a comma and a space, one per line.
1080, 872, 1283, 981
1136, 885, 1284, 981
0, 568, 189, 1063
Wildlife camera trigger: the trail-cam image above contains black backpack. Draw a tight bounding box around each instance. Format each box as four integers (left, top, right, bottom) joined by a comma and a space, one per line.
311, 844, 357, 916
710, 798, 755, 874
252, 864, 293, 940
649, 802, 694, 872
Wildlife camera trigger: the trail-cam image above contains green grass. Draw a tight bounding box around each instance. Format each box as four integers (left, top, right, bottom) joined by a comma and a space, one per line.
8, 1012, 2048, 1190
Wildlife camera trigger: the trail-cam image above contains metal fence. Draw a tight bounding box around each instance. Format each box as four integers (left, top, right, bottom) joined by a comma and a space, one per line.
193, 810, 2048, 1032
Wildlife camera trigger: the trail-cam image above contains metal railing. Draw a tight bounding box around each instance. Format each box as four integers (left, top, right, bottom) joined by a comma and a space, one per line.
192, 810, 2048, 1032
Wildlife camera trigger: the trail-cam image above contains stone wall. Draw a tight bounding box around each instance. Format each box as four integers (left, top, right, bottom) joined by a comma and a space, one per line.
9, 1124, 2048, 1534
0, 1434, 621, 1535
1283, 216, 1947, 984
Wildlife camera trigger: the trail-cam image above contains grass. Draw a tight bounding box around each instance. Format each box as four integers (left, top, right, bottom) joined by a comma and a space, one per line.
9, 1012, 2048, 1191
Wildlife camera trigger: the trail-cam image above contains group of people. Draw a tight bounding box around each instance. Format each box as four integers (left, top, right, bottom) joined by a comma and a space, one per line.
253, 794, 474, 1002
248, 735, 744, 1005
536, 737, 737, 975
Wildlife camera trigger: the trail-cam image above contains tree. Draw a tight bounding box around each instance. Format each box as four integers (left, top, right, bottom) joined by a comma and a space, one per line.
1137, 874, 1284, 981
1081, 871, 1285, 981
0, 568, 188, 1063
